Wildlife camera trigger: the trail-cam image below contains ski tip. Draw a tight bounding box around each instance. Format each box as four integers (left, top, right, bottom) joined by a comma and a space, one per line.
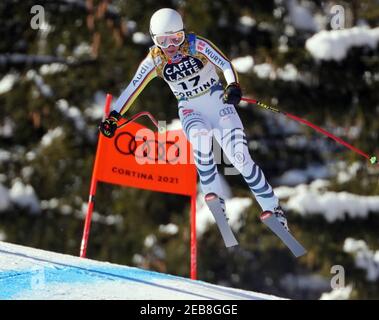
205, 193, 218, 201
260, 211, 273, 221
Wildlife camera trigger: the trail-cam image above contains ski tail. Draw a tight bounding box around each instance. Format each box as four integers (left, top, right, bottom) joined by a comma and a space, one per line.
205, 193, 238, 248
261, 211, 307, 258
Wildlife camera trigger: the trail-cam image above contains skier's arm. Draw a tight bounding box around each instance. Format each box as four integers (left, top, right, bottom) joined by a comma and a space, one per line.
112, 54, 157, 116
196, 36, 239, 85
196, 36, 241, 105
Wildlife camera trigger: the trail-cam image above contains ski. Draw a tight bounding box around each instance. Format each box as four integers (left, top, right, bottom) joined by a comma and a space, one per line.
260, 211, 307, 258
205, 193, 239, 248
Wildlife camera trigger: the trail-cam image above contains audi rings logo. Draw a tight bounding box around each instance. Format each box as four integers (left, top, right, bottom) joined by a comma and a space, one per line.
114, 130, 182, 164
219, 106, 236, 117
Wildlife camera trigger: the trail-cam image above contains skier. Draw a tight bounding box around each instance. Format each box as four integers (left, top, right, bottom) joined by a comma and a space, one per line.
99, 8, 288, 231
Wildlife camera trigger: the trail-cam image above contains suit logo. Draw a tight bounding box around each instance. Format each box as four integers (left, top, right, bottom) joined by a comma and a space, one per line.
163, 56, 203, 82
219, 106, 236, 117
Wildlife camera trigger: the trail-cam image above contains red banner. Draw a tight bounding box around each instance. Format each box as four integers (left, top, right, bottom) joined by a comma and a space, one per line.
94, 122, 197, 196
81, 94, 198, 279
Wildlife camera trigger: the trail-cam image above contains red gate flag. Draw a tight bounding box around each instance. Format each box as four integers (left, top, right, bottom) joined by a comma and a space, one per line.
95, 121, 197, 196
80, 94, 198, 279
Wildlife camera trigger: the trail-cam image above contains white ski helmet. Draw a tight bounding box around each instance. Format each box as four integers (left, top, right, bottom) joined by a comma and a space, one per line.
149, 8, 185, 47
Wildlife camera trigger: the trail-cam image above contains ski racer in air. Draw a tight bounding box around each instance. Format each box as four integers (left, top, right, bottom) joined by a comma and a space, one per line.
99, 8, 289, 231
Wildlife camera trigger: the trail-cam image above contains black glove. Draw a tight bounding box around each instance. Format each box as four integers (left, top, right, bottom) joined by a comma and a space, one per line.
99, 110, 121, 138
223, 82, 242, 106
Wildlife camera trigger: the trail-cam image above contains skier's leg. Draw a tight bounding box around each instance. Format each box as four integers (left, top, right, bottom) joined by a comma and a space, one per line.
209, 101, 280, 213
222, 127, 280, 211
178, 100, 224, 200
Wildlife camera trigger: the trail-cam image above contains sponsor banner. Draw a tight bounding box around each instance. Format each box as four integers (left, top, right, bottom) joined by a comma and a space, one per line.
95, 122, 197, 196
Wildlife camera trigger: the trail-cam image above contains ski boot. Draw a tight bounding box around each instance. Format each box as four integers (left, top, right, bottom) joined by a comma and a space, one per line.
219, 197, 228, 221
261, 206, 289, 232
260, 206, 306, 257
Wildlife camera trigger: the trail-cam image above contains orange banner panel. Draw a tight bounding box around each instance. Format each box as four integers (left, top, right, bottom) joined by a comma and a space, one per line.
95, 122, 197, 196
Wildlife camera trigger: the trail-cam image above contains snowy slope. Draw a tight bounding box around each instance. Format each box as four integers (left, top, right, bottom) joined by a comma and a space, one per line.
0, 241, 284, 300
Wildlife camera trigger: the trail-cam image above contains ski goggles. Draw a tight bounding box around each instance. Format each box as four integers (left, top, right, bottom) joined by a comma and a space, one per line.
153, 31, 185, 48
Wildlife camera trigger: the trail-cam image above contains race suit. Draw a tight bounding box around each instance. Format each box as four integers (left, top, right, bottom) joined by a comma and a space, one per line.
112, 33, 279, 211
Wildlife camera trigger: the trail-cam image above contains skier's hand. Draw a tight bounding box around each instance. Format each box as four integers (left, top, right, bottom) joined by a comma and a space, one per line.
99, 110, 121, 138
223, 82, 242, 106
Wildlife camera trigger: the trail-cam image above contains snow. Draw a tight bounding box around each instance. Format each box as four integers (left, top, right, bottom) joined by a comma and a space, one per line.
159, 223, 179, 235
79, 203, 123, 226
287, 0, 318, 32
319, 285, 352, 300
84, 91, 107, 120
251, 62, 301, 82
0, 241, 284, 300
335, 162, 362, 184
275, 179, 329, 199
287, 191, 379, 222
25, 151, 37, 161
284, 24, 296, 37
344, 238, 368, 252
132, 32, 151, 45
0, 149, 11, 163
0, 54, 66, 66
132, 254, 145, 265
276, 180, 379, 222
306, 27, 379, 61
278, 35, 289, 53
0, 183, 11, 212
26, 70, 53, 97
0, 73, 18, 95
40, 198, 59, 210
9, 180, 40, 214
276, 64, 299, 81
253, 63, 276, 79
343, 238, 379, 282
225, 198, 253, 230
231, 56, 254, 73
275, 164, 329, 186
21, 166, 34, 180
0, 231, 6, 241
239, 16, 256, 27
144, 234, 157, 248
40, 127, 64, 147
104, 214, 123, 225
39, 63, 67, 75
238, 16, 256, 33
57, 99, 86, 131
0, 117, 15, 138
166, 118, 182, 131
73, 42, 92, 57
196, 195, 252, 236
126, 20, 137, 33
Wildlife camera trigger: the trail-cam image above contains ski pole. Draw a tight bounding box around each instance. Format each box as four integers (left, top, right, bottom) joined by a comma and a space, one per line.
241, 97, 378, 165
116, 111, 160, 130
